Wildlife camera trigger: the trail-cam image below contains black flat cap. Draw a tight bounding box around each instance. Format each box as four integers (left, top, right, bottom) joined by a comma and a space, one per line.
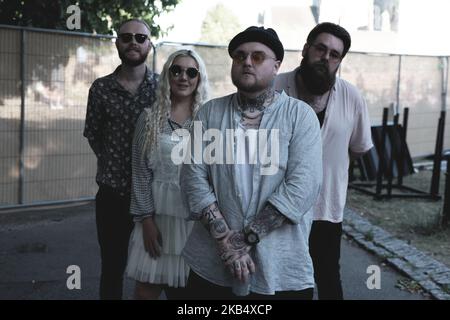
228, 26, 284, 62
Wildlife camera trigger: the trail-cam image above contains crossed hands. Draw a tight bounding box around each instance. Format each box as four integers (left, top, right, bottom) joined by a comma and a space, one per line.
216, 230, 256, 283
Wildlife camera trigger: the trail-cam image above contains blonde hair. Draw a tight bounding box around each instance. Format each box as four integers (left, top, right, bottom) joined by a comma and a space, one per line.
144, 49, 209, 155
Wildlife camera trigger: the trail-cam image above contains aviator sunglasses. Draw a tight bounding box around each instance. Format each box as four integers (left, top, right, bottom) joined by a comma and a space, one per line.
169, 64, 199, 79
118, 33, 149, 44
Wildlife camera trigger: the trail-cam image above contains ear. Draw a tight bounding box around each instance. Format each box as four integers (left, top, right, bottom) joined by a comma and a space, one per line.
273, 60, 281, 76
301, 43, 309, 58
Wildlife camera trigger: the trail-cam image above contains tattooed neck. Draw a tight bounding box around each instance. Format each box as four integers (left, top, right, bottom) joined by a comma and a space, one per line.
238, 88, 275, 112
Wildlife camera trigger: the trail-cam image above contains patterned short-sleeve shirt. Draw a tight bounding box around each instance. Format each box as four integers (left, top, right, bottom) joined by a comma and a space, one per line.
83, 65, 158, 194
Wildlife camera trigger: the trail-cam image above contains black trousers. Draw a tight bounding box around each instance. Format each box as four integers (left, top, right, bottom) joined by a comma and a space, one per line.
95, 185, 133, 300
184, 271, 313, 300
309, 220, 343, 300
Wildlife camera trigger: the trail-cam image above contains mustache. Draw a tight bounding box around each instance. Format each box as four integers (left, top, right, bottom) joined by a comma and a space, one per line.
300, 57, 335, 95
310, 61, 329, 72
125, 47, 140, 52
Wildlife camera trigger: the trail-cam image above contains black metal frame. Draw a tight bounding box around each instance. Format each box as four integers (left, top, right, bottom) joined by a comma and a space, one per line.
349, 107, 443, 200
442, 154, 450, 226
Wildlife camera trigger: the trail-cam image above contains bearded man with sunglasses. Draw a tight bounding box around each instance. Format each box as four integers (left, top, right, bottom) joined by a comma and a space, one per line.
83, 19, 157, 300
275, 22, 373, 300
180, 26, 322, 299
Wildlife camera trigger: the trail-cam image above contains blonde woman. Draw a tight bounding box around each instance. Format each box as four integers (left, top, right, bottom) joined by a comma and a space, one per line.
126, 49, 209, 299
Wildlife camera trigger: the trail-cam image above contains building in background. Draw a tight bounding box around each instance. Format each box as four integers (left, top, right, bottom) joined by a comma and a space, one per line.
156, 0, 450, 55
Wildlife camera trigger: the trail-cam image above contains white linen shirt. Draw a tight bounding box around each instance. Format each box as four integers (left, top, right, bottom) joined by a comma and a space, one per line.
275, 68, 373, 223
180, 91, 323, 295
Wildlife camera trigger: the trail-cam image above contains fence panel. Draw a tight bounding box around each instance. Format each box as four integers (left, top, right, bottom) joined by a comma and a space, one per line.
0, 28, 448, 207
0, 28, 21, 206
0, 27, 124, 206
340, 52, 399, 125
399, 56, 443, 157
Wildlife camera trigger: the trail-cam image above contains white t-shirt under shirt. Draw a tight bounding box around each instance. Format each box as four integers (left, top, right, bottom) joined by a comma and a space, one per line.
275, 68, 373, 223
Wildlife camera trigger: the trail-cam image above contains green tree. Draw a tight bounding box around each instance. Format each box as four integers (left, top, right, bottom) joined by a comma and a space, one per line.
200, 3, 241, 45
0, 0, 180, 37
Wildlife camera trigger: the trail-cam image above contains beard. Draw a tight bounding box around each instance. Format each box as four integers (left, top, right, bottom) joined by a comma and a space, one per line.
299, 55, 337, 95
118, 47, 149, 67
231, 69, 274, 94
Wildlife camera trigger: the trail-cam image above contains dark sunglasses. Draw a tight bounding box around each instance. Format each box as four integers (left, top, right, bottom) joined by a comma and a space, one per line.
118, 33, 149, 44
169, 64, 199, 79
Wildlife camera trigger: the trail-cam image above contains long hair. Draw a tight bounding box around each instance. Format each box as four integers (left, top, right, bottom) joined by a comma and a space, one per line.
144, 49, 209, 155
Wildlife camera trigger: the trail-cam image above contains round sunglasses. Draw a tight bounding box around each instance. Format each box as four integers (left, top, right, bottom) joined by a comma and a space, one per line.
232, 51, 277, 65
169, 64, 199, 79
118, 33, 149, 44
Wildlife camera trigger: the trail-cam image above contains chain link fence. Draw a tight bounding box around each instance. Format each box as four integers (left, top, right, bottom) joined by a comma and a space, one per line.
0, 25, 449, 207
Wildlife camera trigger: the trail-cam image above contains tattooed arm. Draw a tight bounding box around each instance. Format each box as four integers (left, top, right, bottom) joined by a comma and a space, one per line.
244, 202, 288, 239
200, 202, 256, 282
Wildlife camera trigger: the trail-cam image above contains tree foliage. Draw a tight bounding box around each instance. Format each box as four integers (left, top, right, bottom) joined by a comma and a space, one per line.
0, 0, 180, 36
200, 3, 242, 45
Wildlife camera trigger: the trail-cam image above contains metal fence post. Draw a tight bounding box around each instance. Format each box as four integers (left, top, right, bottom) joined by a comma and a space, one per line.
442, 153, 450, 226
441, 56, 449, 114
430, 57, 449, 197
396, 55, 402, 113
18, 29, 26, 205
151, 42, 157, 72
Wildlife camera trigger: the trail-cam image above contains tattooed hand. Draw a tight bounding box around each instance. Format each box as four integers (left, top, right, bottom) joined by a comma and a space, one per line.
217, 230, 249, 264
200, 203, 256, 282
217, 230, 255, 283
229, 253, 256, 283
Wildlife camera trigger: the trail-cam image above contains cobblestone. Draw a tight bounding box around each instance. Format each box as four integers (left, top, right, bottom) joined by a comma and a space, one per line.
344, 207, 450, 300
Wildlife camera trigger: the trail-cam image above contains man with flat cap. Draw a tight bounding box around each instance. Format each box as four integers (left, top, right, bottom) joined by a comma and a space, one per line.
180, 26, 323, 299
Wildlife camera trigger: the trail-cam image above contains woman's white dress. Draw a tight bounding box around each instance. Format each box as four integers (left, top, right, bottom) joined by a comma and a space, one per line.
126, 111, 193, 288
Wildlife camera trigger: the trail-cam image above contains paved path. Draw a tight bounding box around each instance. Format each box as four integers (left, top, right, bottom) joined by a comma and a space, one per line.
0, 202, 429, 300
344, 208, 450, 300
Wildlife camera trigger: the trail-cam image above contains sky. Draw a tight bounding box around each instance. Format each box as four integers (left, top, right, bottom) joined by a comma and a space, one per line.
155, 0, 450, 56
155, 0, 276, 43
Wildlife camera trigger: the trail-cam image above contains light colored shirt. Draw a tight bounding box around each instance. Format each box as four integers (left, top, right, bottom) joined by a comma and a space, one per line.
180, 91, 322, 295
275, 67, 373, 223
130, 108, 191, 221
235, 123, 257, 214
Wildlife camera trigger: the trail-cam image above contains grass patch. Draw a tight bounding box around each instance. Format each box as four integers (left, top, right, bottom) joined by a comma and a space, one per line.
347, 169, 450, 268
